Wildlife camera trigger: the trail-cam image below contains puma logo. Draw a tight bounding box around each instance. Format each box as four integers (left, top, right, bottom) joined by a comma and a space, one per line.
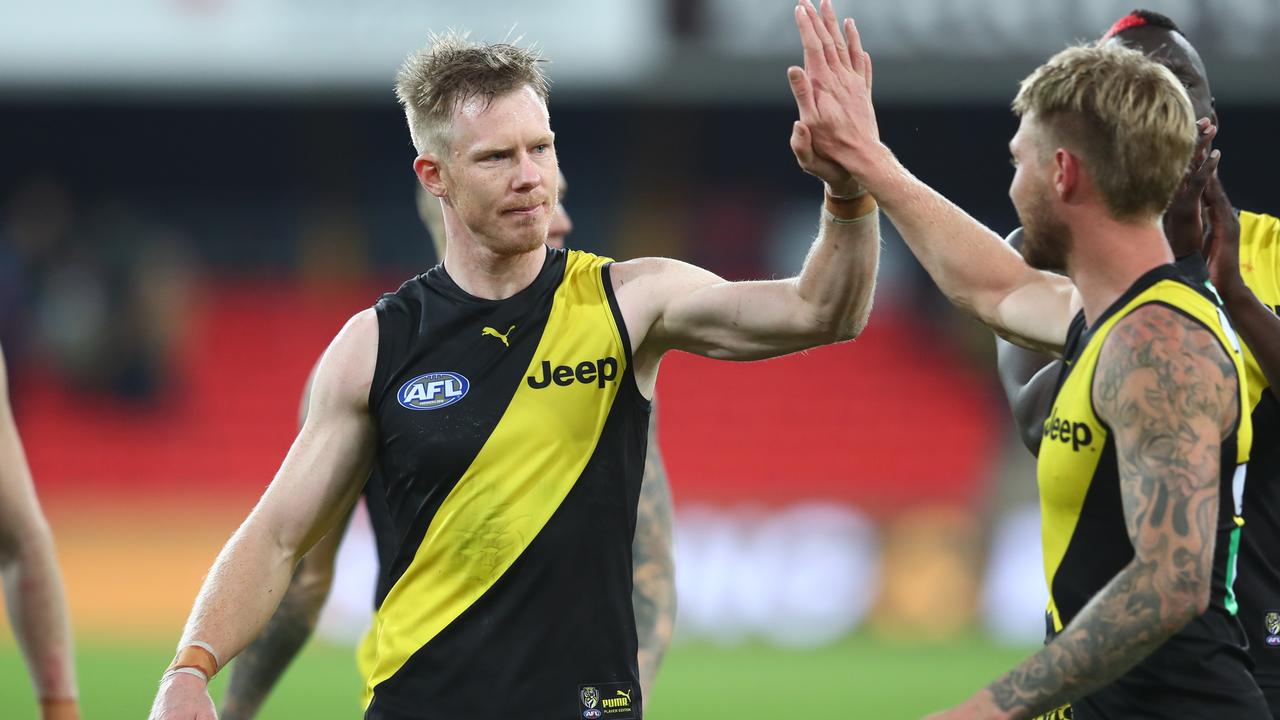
481, 325, 515, 347
602, 689, 633, 709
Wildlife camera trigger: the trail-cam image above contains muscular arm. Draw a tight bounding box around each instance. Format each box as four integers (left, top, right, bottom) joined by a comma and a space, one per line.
612, 1, 880, 365
0, 346, 79, 717
868, 159, 1079, 355
219, 361, 357, 719
219, 508, 352, 720
632, 406, 675, 702
979, 305, 1236, 718
615, 206, 879, 363
151, 310, 379, 719
777, 1, 1077, 353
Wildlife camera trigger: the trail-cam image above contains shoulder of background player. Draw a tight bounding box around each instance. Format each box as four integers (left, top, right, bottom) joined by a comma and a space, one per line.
1239, 209, 1280, 307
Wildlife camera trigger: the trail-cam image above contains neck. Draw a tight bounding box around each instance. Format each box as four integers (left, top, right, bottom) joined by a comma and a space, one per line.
441, 214, 548, 301
1065, 213, 1173, 325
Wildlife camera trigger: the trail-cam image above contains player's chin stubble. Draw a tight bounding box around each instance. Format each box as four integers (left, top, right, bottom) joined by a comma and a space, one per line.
1018, 199, 1071, 273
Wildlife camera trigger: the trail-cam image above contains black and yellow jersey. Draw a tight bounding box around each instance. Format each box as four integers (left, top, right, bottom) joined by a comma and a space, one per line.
1037, 264, 1266, 718
360, 248, 649, 720
1228, 211, 1280, 704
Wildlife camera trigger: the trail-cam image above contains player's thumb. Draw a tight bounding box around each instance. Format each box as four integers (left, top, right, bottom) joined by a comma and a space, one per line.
790, 121, 813, 161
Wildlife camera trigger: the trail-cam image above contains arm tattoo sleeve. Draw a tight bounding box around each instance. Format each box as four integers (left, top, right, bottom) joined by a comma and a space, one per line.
985, 304, 1237, 718
633, 408, 676, 701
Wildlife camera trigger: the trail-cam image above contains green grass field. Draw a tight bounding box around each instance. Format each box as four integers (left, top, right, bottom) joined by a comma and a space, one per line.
0, 634, 1034, 718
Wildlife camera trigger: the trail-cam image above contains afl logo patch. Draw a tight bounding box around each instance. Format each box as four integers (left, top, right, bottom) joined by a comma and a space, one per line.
397, 372, 469, 411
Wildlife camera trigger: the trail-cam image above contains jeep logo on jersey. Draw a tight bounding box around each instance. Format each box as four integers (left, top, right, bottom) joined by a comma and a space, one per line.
1043, 407, 1094, 452
527, 357, 619, 389
397, 372, 469, 411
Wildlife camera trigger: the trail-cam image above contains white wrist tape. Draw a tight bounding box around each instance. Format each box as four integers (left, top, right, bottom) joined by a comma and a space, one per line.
162, 666, 209, 685
826, 187, 869, 201
822, 206, 878, 226
180, 639, 223, 670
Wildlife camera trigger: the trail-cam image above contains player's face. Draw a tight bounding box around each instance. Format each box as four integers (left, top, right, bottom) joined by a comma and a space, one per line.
1009, 115, 1071, 272
1106, 28, 1215, 128
546, 171, 573, 250
444, 86, 560, 256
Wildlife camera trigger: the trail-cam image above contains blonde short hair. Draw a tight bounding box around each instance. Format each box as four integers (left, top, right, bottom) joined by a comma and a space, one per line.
394, 31, 550, 155
1012, 44, 1196, 220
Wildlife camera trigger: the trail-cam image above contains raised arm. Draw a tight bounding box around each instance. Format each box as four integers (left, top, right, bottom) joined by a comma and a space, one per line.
943, 305, 1237, 719
614, 0, 879, 363
786, 1, 1078, 353
1205, 173, 1280, 396
874, 162, 1079, 354
149, 309, 379, 720
0, 346, 79, 720
633, 406, 675, 704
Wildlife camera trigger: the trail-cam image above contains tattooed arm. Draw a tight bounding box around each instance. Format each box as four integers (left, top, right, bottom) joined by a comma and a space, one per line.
633, 404, 676, 704
930, 304, 1238, 720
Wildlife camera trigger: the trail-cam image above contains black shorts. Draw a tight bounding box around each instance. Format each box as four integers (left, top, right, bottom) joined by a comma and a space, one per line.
1069, 611, 1269, 719
1260, 683, 1280, 720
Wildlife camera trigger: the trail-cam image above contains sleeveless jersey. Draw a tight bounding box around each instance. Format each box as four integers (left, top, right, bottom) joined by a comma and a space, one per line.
1227, 211, 1280, 707
360, 247, 650, 720
1037, 264, 1263, 717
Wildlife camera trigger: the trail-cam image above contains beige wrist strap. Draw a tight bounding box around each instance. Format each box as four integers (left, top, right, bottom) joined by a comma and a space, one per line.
39, 697, 80, 720
167, 641, 220, 682
824, 190, 877, 223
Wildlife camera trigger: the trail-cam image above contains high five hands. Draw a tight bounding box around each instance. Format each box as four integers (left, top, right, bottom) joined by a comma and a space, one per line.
787, 0, 883, 198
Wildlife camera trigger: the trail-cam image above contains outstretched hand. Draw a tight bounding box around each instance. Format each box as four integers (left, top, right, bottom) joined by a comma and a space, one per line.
787, 0, 881, 196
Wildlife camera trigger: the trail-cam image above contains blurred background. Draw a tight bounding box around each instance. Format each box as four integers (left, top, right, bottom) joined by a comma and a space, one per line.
0, 0, 1278, 717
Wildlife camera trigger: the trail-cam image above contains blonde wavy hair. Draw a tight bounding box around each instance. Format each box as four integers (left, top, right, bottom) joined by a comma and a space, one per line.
1013, 44, 1196, 220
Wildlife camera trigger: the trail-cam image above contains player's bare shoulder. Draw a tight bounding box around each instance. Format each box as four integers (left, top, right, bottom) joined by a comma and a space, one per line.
308, 308, 380, 417
1093, 303, 1239, 438
608, 256, 689, 309
609, 256, 724, 353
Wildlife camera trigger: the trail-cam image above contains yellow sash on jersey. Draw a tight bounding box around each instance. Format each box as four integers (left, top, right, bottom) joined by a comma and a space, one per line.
363, 251, 627, 704
1038, 278, 1252, 631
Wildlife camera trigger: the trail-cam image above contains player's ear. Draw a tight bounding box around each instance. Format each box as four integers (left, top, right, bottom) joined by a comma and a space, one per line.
415, 154, 448, 199
1053, 147, 1079, 203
